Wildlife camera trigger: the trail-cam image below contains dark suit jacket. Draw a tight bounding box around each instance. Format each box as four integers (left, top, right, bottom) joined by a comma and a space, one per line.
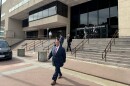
60, 36, 64, 44
48, 45, 66, 67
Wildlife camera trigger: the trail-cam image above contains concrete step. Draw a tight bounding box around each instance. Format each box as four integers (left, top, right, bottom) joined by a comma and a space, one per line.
75, 52, 130, 64
76, 51, 130, 59
69, 55, 130, 68
74, 54, 130, 68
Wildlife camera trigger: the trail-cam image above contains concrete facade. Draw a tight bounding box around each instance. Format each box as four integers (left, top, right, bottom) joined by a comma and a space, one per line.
1, 0, 130, 45
118, 0, 130, 37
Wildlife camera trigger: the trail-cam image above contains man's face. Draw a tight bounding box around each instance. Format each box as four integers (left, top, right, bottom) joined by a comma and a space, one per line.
55, 39, 60, 46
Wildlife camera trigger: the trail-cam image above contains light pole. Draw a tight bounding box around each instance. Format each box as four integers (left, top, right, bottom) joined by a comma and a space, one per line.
0, 0, 2, 31
47, 28, 49, 51
47, 28, 49, 39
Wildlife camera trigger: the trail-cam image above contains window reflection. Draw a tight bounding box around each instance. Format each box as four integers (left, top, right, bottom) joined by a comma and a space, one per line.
110, 6, 118, 17
43, 9, 49, 18
99, 8, 109, 25
29, 15, 34, 21
80, 13, 87, 26
89, 11, 98, 26
9, 0, 30, 13
37, 11, 43, 19
33, 13, 38, 20
49, 6, 57, 16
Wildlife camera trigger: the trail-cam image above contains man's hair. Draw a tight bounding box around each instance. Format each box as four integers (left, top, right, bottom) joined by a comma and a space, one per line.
56, 37, 60, 41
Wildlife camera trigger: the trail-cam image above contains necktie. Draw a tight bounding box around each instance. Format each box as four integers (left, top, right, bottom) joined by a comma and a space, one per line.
54, 47, 57, 55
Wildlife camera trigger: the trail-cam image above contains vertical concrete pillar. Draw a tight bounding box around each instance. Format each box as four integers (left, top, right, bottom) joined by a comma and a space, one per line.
118, 0, 130, 38
38, 29, 44, 38
5, 18, 24, 38
66, 6, 71, 37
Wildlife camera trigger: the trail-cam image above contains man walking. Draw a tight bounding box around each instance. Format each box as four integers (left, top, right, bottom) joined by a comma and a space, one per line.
49, 31, 52, 39
59, 34, 64, 46
67, 34, 72, 53
48, 38, 66, 85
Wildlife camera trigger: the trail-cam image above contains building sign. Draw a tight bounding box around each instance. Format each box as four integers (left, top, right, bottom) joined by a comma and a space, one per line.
77, 25, 106, 30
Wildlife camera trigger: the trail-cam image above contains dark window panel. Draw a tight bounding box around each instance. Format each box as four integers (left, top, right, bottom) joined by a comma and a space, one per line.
87, 0, 98, 12
22, 19, 28, 27
99, 8, 109, 25
98, 0, 110, 10
70, 0, 118, 38
57, 1, 68, 17
88, 11, 98, 26
80, 13, 88, 27
110, 0, 118, 7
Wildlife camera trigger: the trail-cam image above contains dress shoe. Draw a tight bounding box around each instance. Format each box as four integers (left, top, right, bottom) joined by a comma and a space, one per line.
51, 81, 56, 85
58, 75, 62, 79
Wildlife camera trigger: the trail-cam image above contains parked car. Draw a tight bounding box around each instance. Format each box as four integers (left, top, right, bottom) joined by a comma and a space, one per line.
0, 39, 12, 60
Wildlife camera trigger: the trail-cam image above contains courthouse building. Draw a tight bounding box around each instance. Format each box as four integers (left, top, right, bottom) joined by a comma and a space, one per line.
1, 0, 130, 42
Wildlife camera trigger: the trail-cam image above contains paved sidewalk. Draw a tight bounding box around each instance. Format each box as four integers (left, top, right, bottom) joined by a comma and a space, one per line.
1, 50, 129, 86
0, 67, 101, 86
0, 51, 101, 86
64, 58, 130, 86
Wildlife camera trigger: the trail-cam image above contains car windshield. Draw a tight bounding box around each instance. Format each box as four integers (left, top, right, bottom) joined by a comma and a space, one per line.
0, 41, 9, 48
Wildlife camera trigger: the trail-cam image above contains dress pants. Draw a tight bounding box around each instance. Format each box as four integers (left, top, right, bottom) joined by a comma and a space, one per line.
67, 43, 71, 52
52, 66, 62, 81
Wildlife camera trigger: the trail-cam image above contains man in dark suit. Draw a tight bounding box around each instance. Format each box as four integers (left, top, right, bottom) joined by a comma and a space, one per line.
48, 38, 66, 85
67, 34, 72, 53
59, 34, 64, 46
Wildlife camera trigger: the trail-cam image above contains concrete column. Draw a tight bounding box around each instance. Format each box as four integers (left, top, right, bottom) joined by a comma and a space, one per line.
118, 0, 130, 38
5, 18, 24, 39
66, 6, 71, 37
38, 29, 44, 38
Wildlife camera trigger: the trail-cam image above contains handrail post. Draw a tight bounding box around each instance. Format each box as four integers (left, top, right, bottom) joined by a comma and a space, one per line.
110, 41, 111, 52
114, 38, 115, 45
25, 43, 27, 51
88, 38, 89, 44
34, 41, 35, 51
82, 41, 84, 50
105, 50, 107, 61
102, 53, 104, 59
75, 48, 76, 58
42, 40, 43, 47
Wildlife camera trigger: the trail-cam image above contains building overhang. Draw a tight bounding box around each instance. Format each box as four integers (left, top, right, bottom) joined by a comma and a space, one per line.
23, 15, 68, 31
9, 0, 91, 20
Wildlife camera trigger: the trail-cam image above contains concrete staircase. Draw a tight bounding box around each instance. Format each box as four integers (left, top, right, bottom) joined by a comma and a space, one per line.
12, 40, 36, 51
63, 39, 83, 51
67, 38, 130, 68
12, 39, 49, 51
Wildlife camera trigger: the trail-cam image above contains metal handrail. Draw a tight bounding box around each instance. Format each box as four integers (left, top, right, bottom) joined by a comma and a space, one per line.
33, 40, 48, 49
43, 42, 54, 53
72, 37, 90, 58
22, 39, 47, 51
26, 40, 41, 51
102, 30, 118, 61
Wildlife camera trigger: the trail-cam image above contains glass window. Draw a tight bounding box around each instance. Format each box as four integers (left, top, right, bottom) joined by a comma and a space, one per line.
12, 7, 15, 11
16, 4, 19, 9
80, 13, 88, 26
110, 6, 118, 17
23, 0, 29, 4
19, 1, 24, 7
0, 41, 9, 48
18, 2, 22, 7
29, 15, 34, 21
37, 11, 43, 19
99, 8, 109, 25
43, 9, 49, 18
14, 5, 18, 10
49, 6, 57, 16
88, 11, 98, 26
33, 13, 38, 20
